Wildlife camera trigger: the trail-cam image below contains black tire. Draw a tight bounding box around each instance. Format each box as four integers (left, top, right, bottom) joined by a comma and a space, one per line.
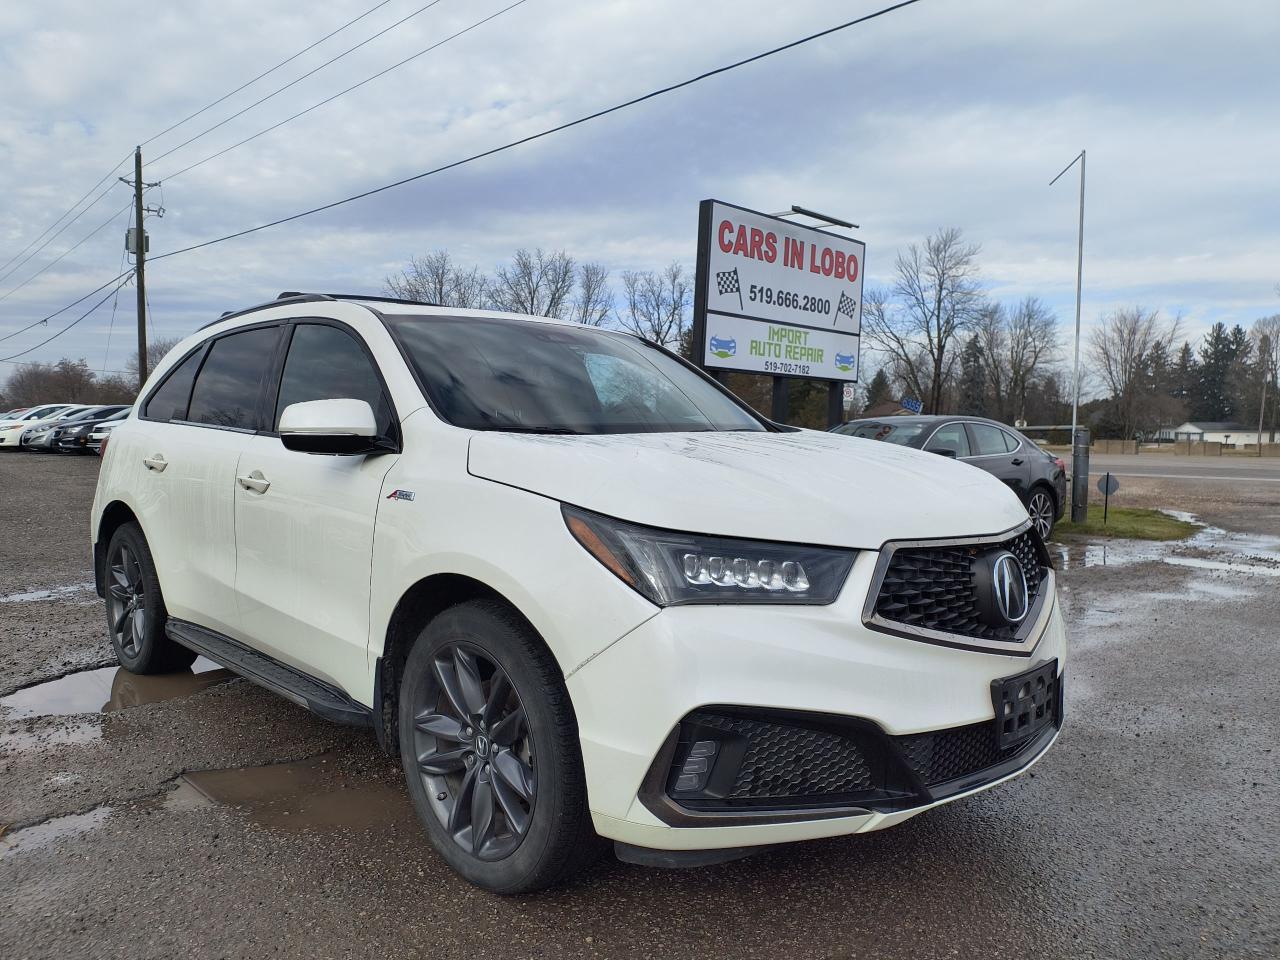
398, 599, 599, 893
1026, 486, 1057, 541
103, 522, 197, 674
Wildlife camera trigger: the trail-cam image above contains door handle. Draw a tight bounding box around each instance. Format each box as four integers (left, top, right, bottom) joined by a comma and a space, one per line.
1011, 458, 1024, 466
143, 455, 168, 472
236, 471, 271, 494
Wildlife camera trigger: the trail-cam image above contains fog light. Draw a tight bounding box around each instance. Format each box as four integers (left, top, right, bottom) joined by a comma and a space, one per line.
673, 739, 719, 792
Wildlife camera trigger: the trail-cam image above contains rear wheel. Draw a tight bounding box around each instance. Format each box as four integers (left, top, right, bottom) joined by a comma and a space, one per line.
1026, 487, 1056, 540
104, 522, 196, 674
398, 599, 598, 893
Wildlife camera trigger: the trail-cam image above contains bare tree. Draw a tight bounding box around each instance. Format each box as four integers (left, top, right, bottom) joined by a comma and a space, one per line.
385, 250, 488, 308
1089, 306, 1182, 438
490, 248, 576, 318
1252, 314, 1280, 443
124, 336, 184, 382
616, 262, 690, 346
3, 359, 99, 406
863, 228, 983, 413
572, 262, 613, 327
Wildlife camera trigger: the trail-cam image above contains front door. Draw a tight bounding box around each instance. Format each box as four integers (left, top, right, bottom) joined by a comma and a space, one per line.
965, 422, 1032, 500
233, 321, 400, 696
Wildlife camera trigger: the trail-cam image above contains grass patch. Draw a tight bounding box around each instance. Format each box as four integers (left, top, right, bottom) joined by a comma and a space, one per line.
1053, 506, 1199, 541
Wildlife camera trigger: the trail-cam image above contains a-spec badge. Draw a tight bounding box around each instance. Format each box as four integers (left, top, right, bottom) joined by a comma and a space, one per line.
386, 489, 416, 502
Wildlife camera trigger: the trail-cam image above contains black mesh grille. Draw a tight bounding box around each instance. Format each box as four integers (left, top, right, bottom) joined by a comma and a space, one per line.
873, 530, 1047, 642
893, 722, 1029, 786
683, 712, 877, 801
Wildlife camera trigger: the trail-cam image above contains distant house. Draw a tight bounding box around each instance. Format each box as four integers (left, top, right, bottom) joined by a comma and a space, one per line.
1167, 421, 1250, 445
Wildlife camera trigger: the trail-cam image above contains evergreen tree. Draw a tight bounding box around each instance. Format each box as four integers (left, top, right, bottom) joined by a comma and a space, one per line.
957, 335, 988, 415
1196, 323, 1234, 420
1170, 342, 1199, 411
862, 368, 893, 410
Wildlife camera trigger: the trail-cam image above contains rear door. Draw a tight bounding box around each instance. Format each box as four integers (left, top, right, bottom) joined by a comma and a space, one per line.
232, 320, 400, 694
134, 324, 283, 639
964, 421, 1032, 501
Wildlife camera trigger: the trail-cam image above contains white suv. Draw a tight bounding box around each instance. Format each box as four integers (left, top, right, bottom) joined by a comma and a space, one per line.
91, 293, 1066, 892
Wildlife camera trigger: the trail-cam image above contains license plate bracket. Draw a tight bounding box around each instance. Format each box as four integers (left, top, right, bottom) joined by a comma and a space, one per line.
991, 659, 1058, 750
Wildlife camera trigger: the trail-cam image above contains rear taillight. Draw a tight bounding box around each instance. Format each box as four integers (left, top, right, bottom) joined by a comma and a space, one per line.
1054, 458, 1065, 471
99, 435, 109, 458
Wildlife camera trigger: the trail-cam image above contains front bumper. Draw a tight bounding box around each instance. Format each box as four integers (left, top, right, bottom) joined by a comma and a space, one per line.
567, 550, 1067, 851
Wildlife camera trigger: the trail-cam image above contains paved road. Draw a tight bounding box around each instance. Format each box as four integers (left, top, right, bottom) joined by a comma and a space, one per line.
1084, 453, 1280, 483
1, 453, 1277, 960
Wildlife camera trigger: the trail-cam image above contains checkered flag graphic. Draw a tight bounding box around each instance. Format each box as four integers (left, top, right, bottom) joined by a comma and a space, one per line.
833, 291, 858, 325
715, 268, 743, 310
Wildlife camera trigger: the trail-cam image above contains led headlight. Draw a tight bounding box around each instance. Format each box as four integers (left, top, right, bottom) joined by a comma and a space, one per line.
562, 505, 854, 606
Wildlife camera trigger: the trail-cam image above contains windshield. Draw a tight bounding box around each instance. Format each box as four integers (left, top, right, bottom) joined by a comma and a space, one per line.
386, 316, 765, 434
832, 420, 927, 446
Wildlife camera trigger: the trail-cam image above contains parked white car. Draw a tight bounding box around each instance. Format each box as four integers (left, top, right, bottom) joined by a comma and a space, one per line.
91, 293, 1066, 893
0, 403, 77, 447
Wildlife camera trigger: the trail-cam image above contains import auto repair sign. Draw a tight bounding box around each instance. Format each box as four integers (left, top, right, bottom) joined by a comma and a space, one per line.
693, 199, 864, 381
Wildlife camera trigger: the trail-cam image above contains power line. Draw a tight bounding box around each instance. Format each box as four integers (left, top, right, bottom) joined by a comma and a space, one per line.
0, 271, 135, 363
7, 0, 926, 364
140, 0, 397, 149
0, 2, 395, 276
0, 269, 136, 346
0, 153, 132, 279
147, 0, 449, 169
0, 199, 134, 307
153, 0, 926, 264
0, 180, 126, 288
160, 0, 530, 183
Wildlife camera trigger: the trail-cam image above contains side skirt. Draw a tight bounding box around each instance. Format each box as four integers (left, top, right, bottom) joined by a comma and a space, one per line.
166, 619, 372, 728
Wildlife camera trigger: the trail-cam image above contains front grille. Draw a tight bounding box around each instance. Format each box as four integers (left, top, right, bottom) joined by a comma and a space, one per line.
872, 530, 1048, 643
683, 711, 877, 802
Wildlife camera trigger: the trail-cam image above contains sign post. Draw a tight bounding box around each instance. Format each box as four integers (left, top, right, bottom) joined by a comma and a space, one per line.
691, 199, 865, 426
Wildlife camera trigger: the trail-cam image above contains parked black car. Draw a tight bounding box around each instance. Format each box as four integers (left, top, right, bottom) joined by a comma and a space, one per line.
831, 415, 1067, 538
49, 406, 131, 453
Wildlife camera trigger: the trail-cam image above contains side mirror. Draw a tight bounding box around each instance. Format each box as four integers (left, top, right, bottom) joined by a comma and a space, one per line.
931, 447, 957, 458
278, 398, 382, 455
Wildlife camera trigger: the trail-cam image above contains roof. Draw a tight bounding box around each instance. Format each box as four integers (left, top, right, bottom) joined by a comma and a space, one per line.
1176, 421, 1248, 432
210, 291, 570, 329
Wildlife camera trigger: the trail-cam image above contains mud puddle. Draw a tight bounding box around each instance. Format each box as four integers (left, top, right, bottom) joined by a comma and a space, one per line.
166, 753, 416, 833
0, 657, 232, 719
1052, 510, 1280, 578
0, 580, 96, 604
0, 806, 113, 860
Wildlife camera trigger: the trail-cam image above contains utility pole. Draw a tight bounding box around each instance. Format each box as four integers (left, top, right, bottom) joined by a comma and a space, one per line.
121, 147, 162, 390
133, 147, 148, 390
1051, 149, 1087, 521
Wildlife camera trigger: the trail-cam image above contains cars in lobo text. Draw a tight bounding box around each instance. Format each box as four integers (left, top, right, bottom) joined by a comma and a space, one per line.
91, 292, 1066, 893
831, 415, 1067, 539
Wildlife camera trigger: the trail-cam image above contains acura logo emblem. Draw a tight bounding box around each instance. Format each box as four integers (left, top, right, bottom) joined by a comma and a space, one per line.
991, 553, 1029, 624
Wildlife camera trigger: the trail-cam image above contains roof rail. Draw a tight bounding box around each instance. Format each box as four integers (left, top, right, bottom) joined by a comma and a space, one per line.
200, 292, 335, 330
321, 293, 440, 307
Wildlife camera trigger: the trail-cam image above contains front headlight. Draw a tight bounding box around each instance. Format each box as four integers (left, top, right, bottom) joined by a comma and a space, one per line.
562, 505, 855, 606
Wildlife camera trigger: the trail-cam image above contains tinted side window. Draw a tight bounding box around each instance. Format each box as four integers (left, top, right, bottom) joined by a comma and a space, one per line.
926, 422, 971, 457
970, 423, 1014, 456
144, 350, 203, 422
187, 326, 280, 430
274, 324, 393, 436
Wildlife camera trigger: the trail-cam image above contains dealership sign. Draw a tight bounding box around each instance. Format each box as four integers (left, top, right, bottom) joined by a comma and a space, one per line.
692, 199, 865, 382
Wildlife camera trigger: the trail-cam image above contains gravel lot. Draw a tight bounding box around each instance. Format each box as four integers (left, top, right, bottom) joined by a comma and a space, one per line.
1, 452, 1277, 960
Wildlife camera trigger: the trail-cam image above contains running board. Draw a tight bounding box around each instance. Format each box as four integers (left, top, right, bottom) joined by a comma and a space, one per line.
166, 619, 372, 728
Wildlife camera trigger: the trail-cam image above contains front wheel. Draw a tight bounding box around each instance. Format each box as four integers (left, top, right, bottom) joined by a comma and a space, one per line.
104, 522, 197, 674
398, 599, 599, 893
1027, 488, 1056, 541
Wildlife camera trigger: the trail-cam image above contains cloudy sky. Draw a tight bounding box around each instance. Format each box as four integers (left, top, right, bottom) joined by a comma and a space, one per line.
0, 0, 1277, 382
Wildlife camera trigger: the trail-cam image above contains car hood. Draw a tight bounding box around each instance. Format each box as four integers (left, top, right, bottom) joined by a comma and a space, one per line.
466, 430, 1029, 548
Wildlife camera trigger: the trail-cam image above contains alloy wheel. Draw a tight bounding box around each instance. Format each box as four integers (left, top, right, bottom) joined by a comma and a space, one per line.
411, 642, 536, 861
107, 543, 147, 657
1028, 492, 1054, 541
